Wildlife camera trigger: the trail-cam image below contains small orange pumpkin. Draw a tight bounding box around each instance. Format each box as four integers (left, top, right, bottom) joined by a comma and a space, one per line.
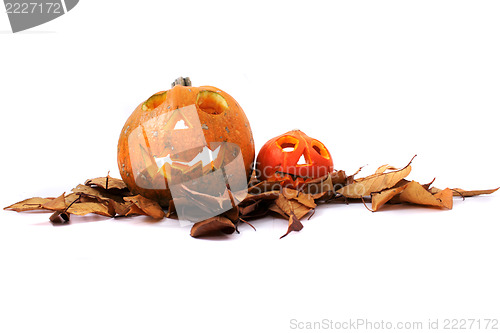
117, 78, 255, 207
255, 129, 333, 185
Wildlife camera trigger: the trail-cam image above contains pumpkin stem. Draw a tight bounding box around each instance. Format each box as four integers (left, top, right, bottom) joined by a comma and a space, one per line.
171, 77, 192, 87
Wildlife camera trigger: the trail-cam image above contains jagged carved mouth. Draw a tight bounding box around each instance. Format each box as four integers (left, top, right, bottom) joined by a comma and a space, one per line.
154, 145, 221, 170
153, 142, 249, 222
150, 142, 245, 187
134, 139, 248, 222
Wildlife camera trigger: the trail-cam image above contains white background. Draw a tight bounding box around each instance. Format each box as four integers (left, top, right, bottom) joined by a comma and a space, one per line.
1, 1, 499, 332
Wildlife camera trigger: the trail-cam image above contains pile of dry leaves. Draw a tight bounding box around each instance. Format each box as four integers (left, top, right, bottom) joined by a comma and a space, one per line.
4, 157, 498, 238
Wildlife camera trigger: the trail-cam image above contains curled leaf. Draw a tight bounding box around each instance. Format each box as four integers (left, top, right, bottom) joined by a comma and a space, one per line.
71, 184, 124, 203
4, 197, 55, 212
330, 170, 349, 185
124, 203, 148, 217
85, 176, 128, 191
429, 187, 499, 197
280, 214, 304, 239
337, 157, 414, 198
371, 185, 408, 212
240, 190, 280, 204
124, 195, 165, 219
223, 206, 240, 222
66, 202, 114, 217
282, 188, 317, 209
247, 180, 283, 195
42, 193, 67, 211
239, 200, 261, 217
268, 202, 289, 219
108, 200, 133, 216
399, 181, 453, 209
49, 210, 70, 225
190, 216, 236, 237
275, 194, 312, 220
433, 188, 454, 210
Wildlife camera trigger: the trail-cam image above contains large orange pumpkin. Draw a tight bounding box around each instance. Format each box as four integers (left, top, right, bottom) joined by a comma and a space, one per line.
255, 129, 333, 184
117, 78, 255, 208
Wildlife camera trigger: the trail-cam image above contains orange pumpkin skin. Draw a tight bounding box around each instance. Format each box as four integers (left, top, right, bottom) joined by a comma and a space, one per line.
117, 84, 255, 207
255, 130, 333, 183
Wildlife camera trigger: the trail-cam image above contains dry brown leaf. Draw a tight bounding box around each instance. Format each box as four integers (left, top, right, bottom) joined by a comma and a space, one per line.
49, 210, 70, 225
275, 194, 312, 220
240, 190, 280, 204
303, 170, 350, 197
337, 158, 413, 198
124, 195, 165, 219
302, 173, 333, 194
295, 193, 317, 209
4, 197, 55, 212
66, 202, 114, 217
280, 214, 304, 239
190, 216, 236, 237
108, 200, 133, 216
239, 199, 273, 220
330, 170, 349, 185
42, 193, 67, 211
282, 188, 317, 209
399, 181, 453, 209
85, 176, 128, 191
428, 187, 441, 195
247, 180, 283, 195
268, 203, 289, 219
371, 185, 408, 211
124, 204, 147, 217
433, 188, 454, 210
429, 187, 499, 197
239, 200, 261, 217
64, 192, 82, 203
71, 184, 125, 203
421, 178, 436, 190
282, 187, 299, 199
223, 206, 239, 222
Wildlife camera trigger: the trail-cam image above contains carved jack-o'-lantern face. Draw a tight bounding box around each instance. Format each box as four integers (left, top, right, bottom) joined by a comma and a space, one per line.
117, 78, 255, 220
255, 130, 333, 184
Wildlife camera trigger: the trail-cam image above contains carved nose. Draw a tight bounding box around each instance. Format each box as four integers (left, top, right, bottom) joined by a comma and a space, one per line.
297, 154, 307, 165
173, 119, 189, 130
